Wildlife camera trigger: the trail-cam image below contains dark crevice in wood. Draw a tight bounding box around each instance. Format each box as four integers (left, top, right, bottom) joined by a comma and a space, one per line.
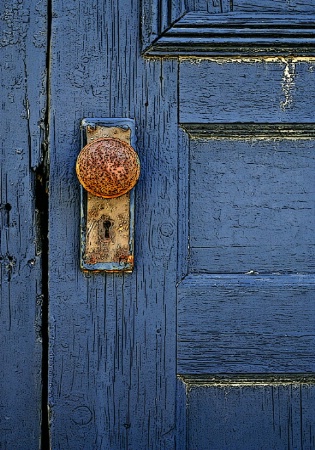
38, 0, 52, 448
35, 157, 49, 450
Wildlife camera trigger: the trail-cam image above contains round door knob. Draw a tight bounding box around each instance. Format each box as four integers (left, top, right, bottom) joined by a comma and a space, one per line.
76, 137, 140, 198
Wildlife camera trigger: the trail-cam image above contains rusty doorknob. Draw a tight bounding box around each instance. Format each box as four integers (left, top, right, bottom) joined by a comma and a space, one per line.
76, 137, 140, 198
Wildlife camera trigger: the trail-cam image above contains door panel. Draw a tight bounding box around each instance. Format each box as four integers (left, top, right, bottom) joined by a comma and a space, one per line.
177, 58, 315, 447
180, 61, 315, 123
0, 1, 47, 447
178, 275, 315, 373
189, 138, 315, 273
186, 382, 315, 450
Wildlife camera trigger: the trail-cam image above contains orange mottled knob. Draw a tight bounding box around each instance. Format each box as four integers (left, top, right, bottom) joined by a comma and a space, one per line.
76, 137, 140, 198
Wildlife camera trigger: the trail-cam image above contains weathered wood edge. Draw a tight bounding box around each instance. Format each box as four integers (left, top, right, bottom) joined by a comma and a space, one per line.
144, 12, 315, 57
179, 374, 315, 386
180, 123, 315, 139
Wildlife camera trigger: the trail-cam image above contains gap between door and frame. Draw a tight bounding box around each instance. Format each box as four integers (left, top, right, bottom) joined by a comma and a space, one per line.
36, 0, 52, 447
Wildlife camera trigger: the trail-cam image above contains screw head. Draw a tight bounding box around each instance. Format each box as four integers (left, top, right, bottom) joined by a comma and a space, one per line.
76, 137, 140, 198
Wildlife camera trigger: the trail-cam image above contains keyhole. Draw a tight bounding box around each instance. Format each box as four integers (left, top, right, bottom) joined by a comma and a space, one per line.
104, 220, 112, 239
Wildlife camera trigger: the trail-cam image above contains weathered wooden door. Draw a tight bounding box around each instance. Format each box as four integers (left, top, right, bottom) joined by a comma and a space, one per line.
2, 0, 315, 449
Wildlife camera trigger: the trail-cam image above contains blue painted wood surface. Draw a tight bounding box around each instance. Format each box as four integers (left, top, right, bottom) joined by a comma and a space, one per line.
2, 0, 313, 448
0, 0, 47, 447
178, 275, 315, 373
48, 1, 182, 448
189, 138, 315, 274
186, 381, 315, 450
180, 60, 315, 123
143, 1, 315, 56
47, 1, 315, 449
177, 57, 315, 449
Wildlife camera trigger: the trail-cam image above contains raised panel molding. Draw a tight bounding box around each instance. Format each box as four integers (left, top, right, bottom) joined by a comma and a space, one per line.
143, 9, 315, 56
142, 0, 186, 51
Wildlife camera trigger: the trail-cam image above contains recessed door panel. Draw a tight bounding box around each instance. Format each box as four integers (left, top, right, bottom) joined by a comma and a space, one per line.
189, 138, 315, 274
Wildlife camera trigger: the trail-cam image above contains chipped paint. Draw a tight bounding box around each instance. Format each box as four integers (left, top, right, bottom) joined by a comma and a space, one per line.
179, 56, 315, 63
179, 374, 315, 388
280, 60, 296, 110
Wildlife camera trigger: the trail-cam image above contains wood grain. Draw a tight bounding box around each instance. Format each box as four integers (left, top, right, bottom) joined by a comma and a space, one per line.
144, 11, 315, 56
187, 383, 315, 450
142, 0, 186, 51
234, 0, 315, 13
189, 138, 315, 274
0, 0, 47, 447
180, 60, 315, 124
178, 275, 315, 374
47, 1, 315, 449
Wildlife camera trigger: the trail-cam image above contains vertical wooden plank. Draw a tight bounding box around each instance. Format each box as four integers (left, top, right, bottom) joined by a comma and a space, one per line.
48, 0, 181, 448
0, 0, 47, 447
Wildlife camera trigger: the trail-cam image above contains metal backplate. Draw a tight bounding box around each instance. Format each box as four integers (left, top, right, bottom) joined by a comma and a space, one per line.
80, 118, 136, 272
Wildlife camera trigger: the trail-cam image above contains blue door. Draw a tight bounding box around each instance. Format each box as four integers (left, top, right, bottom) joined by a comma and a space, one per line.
2, 0, 315, 449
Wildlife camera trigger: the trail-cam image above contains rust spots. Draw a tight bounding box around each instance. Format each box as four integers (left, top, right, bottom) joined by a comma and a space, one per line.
84, 192, 131, 267
117, 213, 129, 232
84, 244, 132, 266
114, 246, 132, 264
76, 137, 140, 198
79, 121, 136, 271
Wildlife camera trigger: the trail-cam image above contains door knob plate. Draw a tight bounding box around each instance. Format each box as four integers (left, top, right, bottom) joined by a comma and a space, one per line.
78, 118, 138, 272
